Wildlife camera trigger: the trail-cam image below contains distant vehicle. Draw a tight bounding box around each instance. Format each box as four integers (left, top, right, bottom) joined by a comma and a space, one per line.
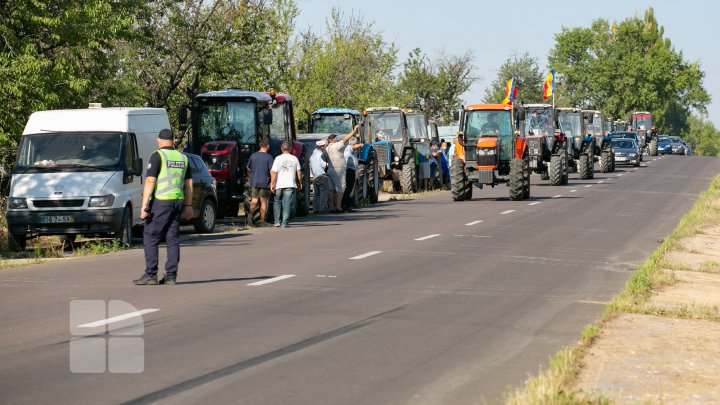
669, 136, 685, 155
610, 131, 643, 161
630, 111, 658, 155
182, 152, 218, 233
684, 142, 694, 156
611, 138, 640, 167
583, 109, 615, 173
558, 107, 595, 180
657, 135, 672, 155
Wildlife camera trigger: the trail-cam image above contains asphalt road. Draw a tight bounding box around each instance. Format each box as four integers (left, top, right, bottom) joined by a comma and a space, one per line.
0, 155, 718, 404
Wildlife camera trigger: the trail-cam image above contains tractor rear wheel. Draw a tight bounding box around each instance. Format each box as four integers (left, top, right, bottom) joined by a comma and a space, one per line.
560, 151, 569, 185
509, 158, 524, 201
400, 161, 416, 194
451, 159, 468, 201
600, 150, 612, 173
649, 137, 658, 156
549, 154, 562, 186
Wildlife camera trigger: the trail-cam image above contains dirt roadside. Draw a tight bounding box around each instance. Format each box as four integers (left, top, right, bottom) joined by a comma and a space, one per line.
572, 224, 720, 403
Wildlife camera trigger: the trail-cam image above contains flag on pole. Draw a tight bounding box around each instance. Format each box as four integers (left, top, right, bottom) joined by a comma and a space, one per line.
543, 70, 555, 100
502, 78, 518, 106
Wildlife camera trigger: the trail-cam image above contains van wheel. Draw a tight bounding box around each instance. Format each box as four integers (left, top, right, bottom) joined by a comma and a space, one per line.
115, 207, 132, 247
8, 233, 26, 252
194, 199, 216, 233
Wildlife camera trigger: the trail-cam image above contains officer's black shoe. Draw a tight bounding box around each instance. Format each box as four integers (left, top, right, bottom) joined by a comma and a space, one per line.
159, 276, 176, 285
133, 274, 158, 285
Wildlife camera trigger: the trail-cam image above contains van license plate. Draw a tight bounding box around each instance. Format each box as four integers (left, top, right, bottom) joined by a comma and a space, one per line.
40, 216, 75, 224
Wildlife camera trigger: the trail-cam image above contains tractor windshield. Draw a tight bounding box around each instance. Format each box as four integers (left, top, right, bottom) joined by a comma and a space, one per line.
406, 114, 428, 139
558, 112, 582, 137
585, 115, 603, 136
197, 101, 257, 145
632, 116, 652, 130
524, 109, 553, 137
270, 103, 290, 140
310, 114, 354, 134
366, 111, 403, 142
465, 110, 512, 140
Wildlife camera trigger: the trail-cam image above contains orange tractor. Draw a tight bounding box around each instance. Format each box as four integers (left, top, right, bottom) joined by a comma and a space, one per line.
451, 104, 529, 201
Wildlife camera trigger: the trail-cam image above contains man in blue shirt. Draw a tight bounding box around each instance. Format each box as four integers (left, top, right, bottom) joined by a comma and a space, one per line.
247, 139, 274, 226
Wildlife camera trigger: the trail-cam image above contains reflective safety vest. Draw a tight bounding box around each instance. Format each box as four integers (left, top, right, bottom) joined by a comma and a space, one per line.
154, 149, 188, 200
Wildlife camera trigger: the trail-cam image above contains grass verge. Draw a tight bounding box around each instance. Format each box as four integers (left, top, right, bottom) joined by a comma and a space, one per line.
504, 173, 720, 404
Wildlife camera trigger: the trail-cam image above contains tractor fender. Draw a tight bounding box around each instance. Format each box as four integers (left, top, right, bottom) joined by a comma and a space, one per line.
514, 137, 527, 160
291, 140, 304, 159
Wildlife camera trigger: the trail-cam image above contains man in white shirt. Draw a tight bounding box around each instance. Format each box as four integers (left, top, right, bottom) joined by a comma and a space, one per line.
270, 142, 303, 228
310, 140, 329, 213
341, 137, 364, 211
326, 125, 360, 213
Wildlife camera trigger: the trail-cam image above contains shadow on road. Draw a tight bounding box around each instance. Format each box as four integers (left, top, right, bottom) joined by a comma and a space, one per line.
178, 276, 274, 285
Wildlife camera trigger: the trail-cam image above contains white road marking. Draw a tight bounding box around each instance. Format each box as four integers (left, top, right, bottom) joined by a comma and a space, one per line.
465, 220, 484, 226
247, 275, 296, 286
569, 190, 577, 193
349, 251, 382, 260
78, 309, 159, 328
316, 275, 338, 278
585, 185, 593, 188
552, 195, 562, 198
641, 164, 647, 167
617, 173, 624, 177
528, 202, 541, 206
415, 234, 441, 241
597, 180, 605, 184
500, 210, 515, 215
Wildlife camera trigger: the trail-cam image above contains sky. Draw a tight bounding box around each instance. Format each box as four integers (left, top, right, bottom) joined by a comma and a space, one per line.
294, 0, 720, 129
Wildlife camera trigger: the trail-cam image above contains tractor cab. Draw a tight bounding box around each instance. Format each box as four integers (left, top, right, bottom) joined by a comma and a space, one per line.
558, 107, 595, 179
583, 109, 615, 173
303, 108, 361, 134
522, 104, 569, 184
631, 111, 658, 155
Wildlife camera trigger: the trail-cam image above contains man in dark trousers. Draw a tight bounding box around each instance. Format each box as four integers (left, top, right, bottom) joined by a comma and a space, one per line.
133, 129, 193, 285
246, 138, 274, 226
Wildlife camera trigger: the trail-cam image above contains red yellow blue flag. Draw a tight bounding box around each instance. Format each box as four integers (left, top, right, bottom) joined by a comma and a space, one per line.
502, 78, 517, 105
543, 70, 555, 100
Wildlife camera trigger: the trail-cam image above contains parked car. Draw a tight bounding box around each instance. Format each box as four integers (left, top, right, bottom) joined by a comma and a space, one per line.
657, 135, 672, 155
610, 131, 643, 161
182, 152, 218, 233
611, 138, 640, 167
669, 136, 685, 155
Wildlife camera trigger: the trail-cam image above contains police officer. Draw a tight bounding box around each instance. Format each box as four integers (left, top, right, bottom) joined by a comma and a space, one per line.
133, 129, 193, 286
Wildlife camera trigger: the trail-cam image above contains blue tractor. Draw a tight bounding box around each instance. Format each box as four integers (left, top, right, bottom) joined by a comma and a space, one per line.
300, 108, 379, 204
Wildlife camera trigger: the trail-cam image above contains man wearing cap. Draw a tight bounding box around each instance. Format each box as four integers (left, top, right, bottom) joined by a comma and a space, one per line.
133, 129, 193, 286
310, 139, 329, 213
326, 125, 360, 213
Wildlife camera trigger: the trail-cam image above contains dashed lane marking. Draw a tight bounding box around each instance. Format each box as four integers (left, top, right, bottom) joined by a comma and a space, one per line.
528, 202, 541, 206
349, 251, 382, 260
465, 220, 484, 226
500, 210, 515, 215
569, 190, 577, 193
585, 185, 593, 188
552, 195, 562, 198
597, 180, 605, 184
247, 275, 296, 286
78, 309, 160, 328
617, 173, 624, 177
415, 234, 441, 241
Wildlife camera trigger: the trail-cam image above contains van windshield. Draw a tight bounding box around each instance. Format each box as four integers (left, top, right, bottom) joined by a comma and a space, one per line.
15, 132, 124, 172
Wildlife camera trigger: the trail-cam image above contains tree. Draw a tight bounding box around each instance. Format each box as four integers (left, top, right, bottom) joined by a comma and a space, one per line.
548, 8, 710, 134
0, 0, 146, 162
682, 115, 720, 157
398, 49, 476, 124
287, 8, 399, 119
483, 51, 544, 105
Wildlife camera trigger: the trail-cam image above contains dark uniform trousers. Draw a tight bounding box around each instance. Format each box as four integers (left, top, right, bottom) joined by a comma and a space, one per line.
144, 200, 184, 276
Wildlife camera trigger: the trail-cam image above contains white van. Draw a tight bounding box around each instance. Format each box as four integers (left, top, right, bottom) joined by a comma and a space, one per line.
5, 105, 170, 251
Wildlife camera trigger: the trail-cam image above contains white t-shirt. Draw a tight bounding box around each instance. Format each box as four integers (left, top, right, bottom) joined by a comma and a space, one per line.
344, 145, 358, 170
271, 153, 301, 189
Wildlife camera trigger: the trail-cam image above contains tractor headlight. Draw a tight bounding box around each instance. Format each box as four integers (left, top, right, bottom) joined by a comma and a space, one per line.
477, 148, 496, 155
394, 156, 400, 162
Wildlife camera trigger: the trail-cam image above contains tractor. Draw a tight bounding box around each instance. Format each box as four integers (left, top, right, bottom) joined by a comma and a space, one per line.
558, 107, 595, 180
179, 89, 310, 223
583, 109, 615, 173
450, 103, 529, 201
360, 107, 428, 194
523, 104, 569, 186
631, 111, 658, 156
298, 108, 378, 205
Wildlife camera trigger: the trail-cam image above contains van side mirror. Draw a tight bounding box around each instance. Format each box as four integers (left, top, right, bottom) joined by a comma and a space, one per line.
132, 158, 143, 176
178, 107, 188, 132
262, 109, 273, 125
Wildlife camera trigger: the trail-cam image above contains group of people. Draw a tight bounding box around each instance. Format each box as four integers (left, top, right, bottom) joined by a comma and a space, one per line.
245, 125, 363, 229
416, 139, 451, 191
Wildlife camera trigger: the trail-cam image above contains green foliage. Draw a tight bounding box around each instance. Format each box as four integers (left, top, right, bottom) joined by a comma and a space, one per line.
76, 239, 124, 256
287, 8, 399, 119
483, 52, 544, 105
548, 8, 710, 133
682, 115, 720, 157
0, 0, 146, 164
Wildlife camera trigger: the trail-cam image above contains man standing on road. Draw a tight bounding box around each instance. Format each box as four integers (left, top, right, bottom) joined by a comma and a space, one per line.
270, 141, 303, 228
342, 137, 364, 212
133, 129, 193, 286
247, 139, 274, 226
310, 140, 329, 213
326, 125, 359, 213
